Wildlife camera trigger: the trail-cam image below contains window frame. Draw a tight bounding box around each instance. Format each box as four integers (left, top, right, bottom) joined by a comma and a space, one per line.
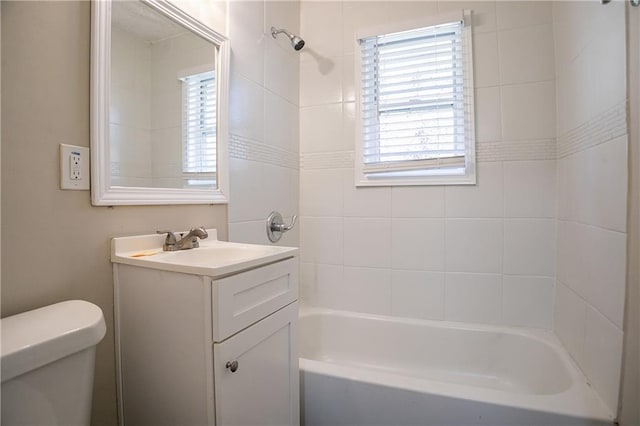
354, 10, 476, 187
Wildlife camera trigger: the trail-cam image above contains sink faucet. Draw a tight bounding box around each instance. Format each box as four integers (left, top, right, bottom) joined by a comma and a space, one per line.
157, 227, 208, 251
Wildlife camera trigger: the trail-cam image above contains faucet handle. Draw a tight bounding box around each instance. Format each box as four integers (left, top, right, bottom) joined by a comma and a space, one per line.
156, 230, 177, 245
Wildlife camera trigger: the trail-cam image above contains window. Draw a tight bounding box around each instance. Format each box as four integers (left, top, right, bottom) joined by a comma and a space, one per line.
355, 11, 475, 186
181, 70, 216, 187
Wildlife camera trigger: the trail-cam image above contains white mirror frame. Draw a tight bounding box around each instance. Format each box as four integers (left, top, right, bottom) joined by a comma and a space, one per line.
90, 0, 230, 205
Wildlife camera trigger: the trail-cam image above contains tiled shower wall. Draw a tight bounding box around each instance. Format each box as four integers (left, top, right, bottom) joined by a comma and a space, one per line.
299, 1, 558, 329
552, 0, 628, 414
226, 1, 300, 246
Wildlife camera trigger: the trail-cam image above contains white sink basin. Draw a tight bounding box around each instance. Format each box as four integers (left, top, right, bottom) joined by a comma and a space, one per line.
111, 229, 298, 277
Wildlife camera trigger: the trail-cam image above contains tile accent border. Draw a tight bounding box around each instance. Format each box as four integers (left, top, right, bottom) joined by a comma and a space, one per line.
229, 133, 299, 169
300, 151, 355, 170
300, 140, 557, 170
476, 139, 557, 162
557, 100, 628, 158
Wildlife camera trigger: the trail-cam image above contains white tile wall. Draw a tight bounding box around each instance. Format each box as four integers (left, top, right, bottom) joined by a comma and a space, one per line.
472, 31, 500, 89
391, 270, 445, 320
503, 160, 557, 218
503, 219, 556, 276
445, 273, 502, 324
227, 1, 300, 248
553, 0, 627, 414
583, 306, 624, 412
342, 267, 392, 315
495, 1, 552, 30
501, 81, 556, 141
299, 0, 558, 333
502, 276, 553, 328
391, 219, 445, 272
343, 218, 392, 268
445, 219, 503, 274
445, 162, 503, 218
498, 24, 555, 85
343, 170, 391, 218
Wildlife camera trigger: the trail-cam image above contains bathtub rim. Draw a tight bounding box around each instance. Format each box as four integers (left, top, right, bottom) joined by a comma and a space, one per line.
298, 306, 614, 423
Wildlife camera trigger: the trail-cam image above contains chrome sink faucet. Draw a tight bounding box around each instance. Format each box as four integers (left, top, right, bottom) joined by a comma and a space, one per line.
156, 227, 208, 251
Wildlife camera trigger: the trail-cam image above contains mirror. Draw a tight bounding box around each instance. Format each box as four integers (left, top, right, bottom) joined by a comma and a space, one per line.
91, 0, 229, 205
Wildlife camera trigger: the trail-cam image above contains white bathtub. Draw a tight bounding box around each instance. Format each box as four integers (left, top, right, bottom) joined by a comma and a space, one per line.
299, 308, 614, 426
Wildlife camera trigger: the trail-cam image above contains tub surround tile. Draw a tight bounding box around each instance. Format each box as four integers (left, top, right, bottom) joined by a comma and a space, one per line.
300, 104, 344, 153
554, 281, 587, 368
503, 219, 556, 277
501, 81, 556, 141
583, 306, 624, 414
558, 136, 628, 232
300, 169, 344, 217
342, 267, 392, 315
391, 219, 446, 272
496, 1, 552, 30
474, 88, 502, 143
391, 270, 445, 320
228, 0, 264, 85
343, 218, 392, 268
229, 73, 264, 142
472, 31, 500, 88
300, 217, 344, 265
445, 273, 502, 324
300, 57, 343, 107
498, 24, 555, 85
503, 160, 557, 218
228, 158, 267, 222
391, 186, 445, 218
502, 276, 553, 329
445, 219, 503, 274
301, 263, 345, 310
445, 162, 503, 218
343, 170, 391, 218
556, 220, 626, 328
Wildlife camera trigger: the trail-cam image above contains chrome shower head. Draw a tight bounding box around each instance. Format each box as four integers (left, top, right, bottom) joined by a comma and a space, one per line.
271, 27, 305, 51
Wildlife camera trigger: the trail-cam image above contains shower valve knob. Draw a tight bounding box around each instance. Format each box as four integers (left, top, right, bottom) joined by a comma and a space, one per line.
266, 211, 297, 243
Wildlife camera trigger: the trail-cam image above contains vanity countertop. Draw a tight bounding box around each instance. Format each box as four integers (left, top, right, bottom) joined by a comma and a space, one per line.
111, 229, 298, 278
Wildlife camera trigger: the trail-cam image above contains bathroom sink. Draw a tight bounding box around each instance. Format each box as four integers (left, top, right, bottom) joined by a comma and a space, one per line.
111, 229, 298, 277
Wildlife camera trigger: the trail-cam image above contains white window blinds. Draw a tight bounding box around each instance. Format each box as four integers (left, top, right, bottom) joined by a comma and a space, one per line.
182, 70, 216, 182
357, 14, 475, 185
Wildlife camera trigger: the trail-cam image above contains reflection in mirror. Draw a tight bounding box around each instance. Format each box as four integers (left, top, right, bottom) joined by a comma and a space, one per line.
91, 0, 229, 205
110, 1, 217, 189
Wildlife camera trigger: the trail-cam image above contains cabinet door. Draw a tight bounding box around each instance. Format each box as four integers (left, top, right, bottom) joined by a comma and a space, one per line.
213, 302, 299, 426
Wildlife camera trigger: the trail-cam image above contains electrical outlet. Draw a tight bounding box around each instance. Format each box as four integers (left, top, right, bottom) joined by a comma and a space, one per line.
60, 144, 90, 190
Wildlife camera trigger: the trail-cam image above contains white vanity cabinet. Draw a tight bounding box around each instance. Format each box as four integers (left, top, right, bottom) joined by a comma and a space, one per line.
112, 240, 299, 426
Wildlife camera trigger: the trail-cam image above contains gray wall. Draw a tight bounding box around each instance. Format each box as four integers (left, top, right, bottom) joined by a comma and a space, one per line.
0, 2, 228, 424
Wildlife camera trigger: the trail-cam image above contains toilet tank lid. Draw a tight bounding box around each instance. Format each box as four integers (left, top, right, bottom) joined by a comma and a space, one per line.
1, 300, 106, 382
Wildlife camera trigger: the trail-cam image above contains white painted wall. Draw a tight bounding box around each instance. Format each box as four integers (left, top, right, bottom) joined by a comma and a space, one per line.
552, 0, 628, 414
299, 1, 557, 330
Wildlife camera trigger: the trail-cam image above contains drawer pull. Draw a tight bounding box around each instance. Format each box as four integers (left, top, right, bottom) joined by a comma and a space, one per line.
226, 360, 239, 373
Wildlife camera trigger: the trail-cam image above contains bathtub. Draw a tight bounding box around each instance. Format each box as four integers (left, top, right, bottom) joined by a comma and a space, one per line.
299, 308, 614, 426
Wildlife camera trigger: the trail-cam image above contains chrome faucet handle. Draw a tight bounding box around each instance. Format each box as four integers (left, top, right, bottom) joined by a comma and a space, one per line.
156, 230, 177, 245
189, 227, 208, 239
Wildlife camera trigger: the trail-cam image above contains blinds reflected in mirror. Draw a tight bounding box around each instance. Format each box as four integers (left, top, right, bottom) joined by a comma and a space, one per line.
181, 70, 217, 187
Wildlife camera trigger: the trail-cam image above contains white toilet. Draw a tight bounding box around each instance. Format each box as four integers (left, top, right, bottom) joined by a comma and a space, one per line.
1, 300, 107, 426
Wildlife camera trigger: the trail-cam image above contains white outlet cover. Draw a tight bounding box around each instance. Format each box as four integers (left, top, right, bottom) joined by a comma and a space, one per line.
60, 144, 90, 190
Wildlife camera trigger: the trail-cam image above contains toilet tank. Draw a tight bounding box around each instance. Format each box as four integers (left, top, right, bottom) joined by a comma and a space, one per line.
1, 300, 107, 426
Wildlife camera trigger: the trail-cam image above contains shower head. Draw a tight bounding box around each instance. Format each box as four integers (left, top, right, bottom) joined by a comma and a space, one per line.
271, 27, 305, 51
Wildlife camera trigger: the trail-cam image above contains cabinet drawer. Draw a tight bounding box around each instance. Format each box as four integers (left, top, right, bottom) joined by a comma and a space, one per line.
212, 258, 298, 342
